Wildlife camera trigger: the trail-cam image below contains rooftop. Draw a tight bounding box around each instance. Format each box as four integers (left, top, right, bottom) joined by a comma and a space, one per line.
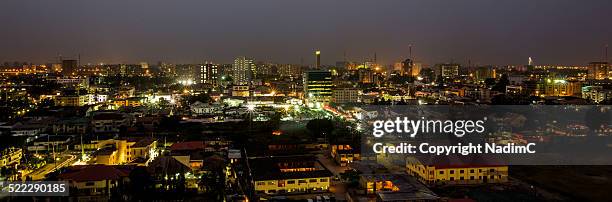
248, 155, 333, 181
92, 113, 125, 120
170, 141, 205, 151
58, 165, 134, 182
34, 135, 72, 143
131, 137, 156, 148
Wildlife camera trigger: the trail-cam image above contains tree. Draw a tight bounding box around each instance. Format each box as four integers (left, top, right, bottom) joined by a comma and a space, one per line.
306, 119, 334, 138
157, 98, 171, 109
492, 74, 509, 93
185, 93, 212, 105
436, 75, 444, 87
484, 78, 496, 87
389, 75, 414, 84
397, 98, 407, 105
158, 116, 181, 132
340, 170, 362, 188
129, 167, 154, 200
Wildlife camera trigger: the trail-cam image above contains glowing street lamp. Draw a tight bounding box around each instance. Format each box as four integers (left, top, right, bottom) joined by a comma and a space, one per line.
247, 104, 255, 111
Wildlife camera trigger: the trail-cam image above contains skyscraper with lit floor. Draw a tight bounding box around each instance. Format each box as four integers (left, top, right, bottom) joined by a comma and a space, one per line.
315, 50, 321, 68
588, 62, 609, 80
303, 70, 333, 106
233, 57, 254, 85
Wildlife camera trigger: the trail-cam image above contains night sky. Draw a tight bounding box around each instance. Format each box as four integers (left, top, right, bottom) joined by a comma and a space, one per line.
1, 0, 611, 66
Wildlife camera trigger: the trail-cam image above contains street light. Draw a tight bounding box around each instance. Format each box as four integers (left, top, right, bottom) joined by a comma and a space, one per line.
246, 104, 255, 111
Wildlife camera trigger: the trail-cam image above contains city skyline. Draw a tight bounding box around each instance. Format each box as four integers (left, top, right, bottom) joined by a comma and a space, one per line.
2, 1, 612, 201
1, 0, 611, 65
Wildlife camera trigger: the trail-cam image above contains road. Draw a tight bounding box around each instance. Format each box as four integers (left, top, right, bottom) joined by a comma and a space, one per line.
316, 153, 348, 176
27, 154, 76, 181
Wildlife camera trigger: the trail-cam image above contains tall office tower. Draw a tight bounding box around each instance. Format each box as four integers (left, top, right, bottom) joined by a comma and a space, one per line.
255, 62, 276, 76
61, 59, 78, 76
588, 62, 609, 80
394, 62, 403, 72
315, 50, 321, 68
303, 70, 333, 104
175, 64, 197, 84
139, 62, 149, 69
52, 63, 62, 72
199, 63, 218, 86
358, 68, 375, 83
412, 63, 422, 77
335, 61, 348, 71
474, 66, 495, 81
233, 57, 255, 85
439, 63, 460, 78
278, 64, 302, 79
363, 61, 375, 70
219, 64, 233, 76
139, 62, 150, 76
401, 59, 414, 76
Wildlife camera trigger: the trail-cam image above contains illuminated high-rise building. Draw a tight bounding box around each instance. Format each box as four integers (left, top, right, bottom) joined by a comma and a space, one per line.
412, 62, 422, 77
474, 66, 495, 81
535, 78, 582, 97
139, 62, 149, 69
139, 62, 150, 77
255, 62, 276, 76
278, 64, 302, 79
233, 57, 254, 85
61, 59, 78, 76
439, 63, 460, 78
401, 59, 413, 76
588, 62, 609, 80
199, 63, 218, 86
358, 68, 374, 83
582, 86, 612, 103
315, 50, 321, 68
304, 70, 333, 104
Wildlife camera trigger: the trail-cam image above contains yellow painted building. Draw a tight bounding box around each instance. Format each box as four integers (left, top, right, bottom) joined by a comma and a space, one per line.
360, 174, 401, 194
113, 97, 144, 107
330, 144, 360, 167
91, 138, 157, 165
535, 79, 582, 97
231, 85, 250, 97
254, 177, 331, 195
0, 147, 22, 168
95, 147, 120, 165
406, 157, 508, 185
249, 156, 333, 196
55, 95, 88, 107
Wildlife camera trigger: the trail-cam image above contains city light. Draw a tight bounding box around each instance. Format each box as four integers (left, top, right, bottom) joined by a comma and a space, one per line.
0, 1, 609, 200
246, 104, 255, 111
177, 79, 194, 86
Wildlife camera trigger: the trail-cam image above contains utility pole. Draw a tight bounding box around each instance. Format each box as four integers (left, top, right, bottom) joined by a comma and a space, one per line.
80, 133, 84, 161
